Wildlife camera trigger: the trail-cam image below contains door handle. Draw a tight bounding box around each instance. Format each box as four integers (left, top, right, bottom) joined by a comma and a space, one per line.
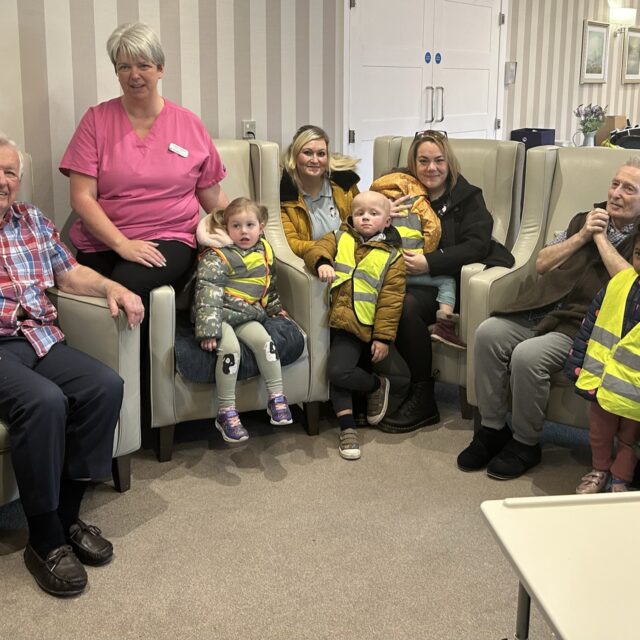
425, 86, 434, 123
435, 86, 444, 122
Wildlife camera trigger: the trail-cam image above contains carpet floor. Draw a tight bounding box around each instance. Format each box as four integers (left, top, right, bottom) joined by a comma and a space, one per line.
0, 385, 593, 640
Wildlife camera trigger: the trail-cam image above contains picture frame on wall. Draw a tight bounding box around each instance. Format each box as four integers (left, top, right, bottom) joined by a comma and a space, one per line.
580, 20, 609, 83
623, 27, 640, 83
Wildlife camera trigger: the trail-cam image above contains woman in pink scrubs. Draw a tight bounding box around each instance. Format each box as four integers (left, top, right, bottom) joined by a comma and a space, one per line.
60, 21, 228, 307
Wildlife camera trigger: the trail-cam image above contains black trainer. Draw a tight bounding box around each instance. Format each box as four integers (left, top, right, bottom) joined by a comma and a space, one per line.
486, 439, 542, 480
456, 425, 512, 471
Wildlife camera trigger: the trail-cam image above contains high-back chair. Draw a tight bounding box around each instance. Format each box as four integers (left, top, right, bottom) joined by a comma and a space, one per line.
148, 139, 321, 461
0, 152, 141, 507
373, 136, 525, 414
466, 145, 640, 430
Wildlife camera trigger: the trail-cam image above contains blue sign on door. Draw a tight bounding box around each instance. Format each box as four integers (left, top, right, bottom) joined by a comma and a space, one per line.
435, 52, 442, 64
425, 51, 431, 63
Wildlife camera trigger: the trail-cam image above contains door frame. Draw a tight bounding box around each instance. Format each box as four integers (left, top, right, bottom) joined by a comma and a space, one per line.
341, 0, 511, 153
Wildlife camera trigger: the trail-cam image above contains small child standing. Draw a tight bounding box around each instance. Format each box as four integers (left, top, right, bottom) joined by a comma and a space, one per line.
565, 229, 640, 493
194, 197, 292, 444
370, 171, 465, 349
304, 191, 406, 459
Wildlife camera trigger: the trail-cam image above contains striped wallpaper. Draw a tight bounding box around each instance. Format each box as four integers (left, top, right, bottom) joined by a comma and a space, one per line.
3, 0, 640, 228
1, 0, 344, 229
505, 0, 640, 144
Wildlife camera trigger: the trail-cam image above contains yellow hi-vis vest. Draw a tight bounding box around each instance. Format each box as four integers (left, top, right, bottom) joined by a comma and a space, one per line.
213, 238, 273, 307
392, 210, 424, 251
330, 230, 400, 326
576, 267, 640, 420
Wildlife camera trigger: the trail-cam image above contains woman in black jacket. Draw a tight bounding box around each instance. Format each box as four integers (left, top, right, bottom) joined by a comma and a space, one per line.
380, 130, 510, 431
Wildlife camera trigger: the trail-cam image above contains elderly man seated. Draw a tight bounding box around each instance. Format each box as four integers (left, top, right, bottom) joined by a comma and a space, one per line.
458, 157, 640, 480
0, 135, 144, 597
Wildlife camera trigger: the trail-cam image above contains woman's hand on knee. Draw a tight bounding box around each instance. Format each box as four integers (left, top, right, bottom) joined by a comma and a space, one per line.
116, 239, 167, 268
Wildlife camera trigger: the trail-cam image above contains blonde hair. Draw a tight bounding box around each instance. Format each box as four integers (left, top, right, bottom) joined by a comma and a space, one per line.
407, 133, 460, 191
107, 22, 165, 70
208, 197, 268, 232
282, 125, 359, 192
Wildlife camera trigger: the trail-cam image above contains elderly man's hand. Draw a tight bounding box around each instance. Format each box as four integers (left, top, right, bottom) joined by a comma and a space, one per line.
105, 283, 145, 329
582, 208, 609, 238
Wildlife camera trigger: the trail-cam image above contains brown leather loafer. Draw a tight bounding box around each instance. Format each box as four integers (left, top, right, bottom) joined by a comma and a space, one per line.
24, 544, 87, 597
68, 519, 113, 566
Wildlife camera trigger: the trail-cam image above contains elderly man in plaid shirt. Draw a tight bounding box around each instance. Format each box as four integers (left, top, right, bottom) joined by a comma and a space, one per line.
0, 135, 143, 598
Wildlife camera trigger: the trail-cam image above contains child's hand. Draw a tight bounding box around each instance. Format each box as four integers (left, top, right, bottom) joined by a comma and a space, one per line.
318, 264, 336, 283
277, 309, 289, 317
371, 340, 389, 363
200, 338, 217, 351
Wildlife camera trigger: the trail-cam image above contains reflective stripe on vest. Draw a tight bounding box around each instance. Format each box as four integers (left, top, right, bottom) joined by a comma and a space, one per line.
576, 267, 640, 420
330, 230, 399, 326
392, 212, 423, 251
214, 238, 273, 306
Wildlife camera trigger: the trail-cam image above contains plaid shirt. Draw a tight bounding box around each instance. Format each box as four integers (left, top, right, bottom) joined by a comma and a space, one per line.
0, 202, 77, 357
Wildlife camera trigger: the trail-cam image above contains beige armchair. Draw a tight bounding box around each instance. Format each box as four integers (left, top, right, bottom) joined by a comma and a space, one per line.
148, 139, 322, 461
466, 145, 640, 431
0, 153, 140, 507
373, 137, 525, 413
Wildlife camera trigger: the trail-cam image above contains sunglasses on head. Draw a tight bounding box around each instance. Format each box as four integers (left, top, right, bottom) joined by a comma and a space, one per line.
414, 129, 448, 140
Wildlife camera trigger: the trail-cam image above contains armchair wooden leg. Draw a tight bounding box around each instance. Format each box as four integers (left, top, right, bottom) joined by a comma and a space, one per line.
157, 425, 175, 462
458, 386, 473, 420
112, 455, 131, 493
303, 402, 320, 436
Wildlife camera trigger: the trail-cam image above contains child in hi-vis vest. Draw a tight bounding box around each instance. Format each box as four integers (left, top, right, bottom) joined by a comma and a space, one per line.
304, 191, 406, 460
194, 197, 292, 444
565, 229, 640, 493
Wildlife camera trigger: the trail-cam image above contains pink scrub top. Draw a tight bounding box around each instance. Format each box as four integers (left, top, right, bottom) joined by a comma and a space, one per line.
59, 98, 226, 252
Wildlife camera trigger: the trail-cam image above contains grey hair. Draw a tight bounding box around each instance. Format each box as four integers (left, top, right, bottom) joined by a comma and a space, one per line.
107, 22, 165, 70
0, 133, 24, 179
624, 156, 640, 170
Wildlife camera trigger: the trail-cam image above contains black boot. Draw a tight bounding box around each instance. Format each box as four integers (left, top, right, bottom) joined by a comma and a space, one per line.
378, 380, 440, 433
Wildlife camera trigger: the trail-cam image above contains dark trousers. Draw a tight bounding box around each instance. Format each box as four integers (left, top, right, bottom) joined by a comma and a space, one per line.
328, 330, 410, 415
395, 286, 439, 382
0, 338, 123, 516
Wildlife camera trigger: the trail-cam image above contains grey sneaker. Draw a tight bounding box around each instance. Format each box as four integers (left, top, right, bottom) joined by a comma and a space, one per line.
339, 428, 361, 460
367, 375, 390, 425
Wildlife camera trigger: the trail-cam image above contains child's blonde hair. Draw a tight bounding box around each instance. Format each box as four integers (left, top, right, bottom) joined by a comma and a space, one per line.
207, 197, 269, 233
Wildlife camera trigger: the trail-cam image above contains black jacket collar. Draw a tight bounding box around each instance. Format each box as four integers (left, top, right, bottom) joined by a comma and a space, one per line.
280, 169, 360, 203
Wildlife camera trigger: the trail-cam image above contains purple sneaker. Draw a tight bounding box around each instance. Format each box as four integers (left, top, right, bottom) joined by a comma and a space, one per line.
267, 394, 293, 426
215, 408, 249, 443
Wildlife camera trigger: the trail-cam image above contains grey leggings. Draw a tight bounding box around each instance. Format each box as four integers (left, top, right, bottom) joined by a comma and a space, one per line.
216, 321, 283, 407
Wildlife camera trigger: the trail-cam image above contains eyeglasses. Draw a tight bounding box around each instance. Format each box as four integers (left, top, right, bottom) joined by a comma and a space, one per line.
414, 129, 448, 140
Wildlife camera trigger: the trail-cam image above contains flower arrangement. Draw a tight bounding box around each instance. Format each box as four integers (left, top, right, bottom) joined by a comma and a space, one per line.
574, 103, 607, 134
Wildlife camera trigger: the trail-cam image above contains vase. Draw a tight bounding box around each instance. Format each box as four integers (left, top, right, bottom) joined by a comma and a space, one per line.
582, 131, 596, 147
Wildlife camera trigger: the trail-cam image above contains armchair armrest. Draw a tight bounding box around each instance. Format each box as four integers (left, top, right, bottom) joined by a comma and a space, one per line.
275, 251, 330, 402
149, 285, 178, 428
48, 288, 140, 455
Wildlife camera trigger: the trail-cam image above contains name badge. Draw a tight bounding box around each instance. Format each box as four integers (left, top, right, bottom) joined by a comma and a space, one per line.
168, 142, 189, 158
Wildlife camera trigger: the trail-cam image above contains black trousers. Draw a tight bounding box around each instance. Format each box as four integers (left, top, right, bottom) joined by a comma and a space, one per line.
0, 338, 123, 516
327, 330, 410, 415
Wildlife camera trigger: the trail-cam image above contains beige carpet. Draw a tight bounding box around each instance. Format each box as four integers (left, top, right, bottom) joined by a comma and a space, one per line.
0, 388, 591, 640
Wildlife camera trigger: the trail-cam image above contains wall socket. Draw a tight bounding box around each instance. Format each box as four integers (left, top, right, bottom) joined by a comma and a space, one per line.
242, 119, 256, 139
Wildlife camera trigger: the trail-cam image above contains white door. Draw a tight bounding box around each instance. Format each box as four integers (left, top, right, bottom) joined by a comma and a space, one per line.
347, 0, 503, 188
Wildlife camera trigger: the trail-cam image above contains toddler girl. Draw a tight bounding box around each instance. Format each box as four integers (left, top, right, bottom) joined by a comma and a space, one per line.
194, 197, 292, 443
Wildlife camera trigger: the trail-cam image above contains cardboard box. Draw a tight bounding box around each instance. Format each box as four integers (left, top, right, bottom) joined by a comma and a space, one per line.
510, 128, 555, 151
596, 115, 627, 145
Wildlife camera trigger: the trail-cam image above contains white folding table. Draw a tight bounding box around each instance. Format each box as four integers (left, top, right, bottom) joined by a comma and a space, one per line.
481, 493, 640, 640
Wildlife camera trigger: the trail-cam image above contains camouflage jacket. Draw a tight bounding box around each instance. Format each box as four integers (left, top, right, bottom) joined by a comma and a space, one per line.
193, 239, 283, 340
